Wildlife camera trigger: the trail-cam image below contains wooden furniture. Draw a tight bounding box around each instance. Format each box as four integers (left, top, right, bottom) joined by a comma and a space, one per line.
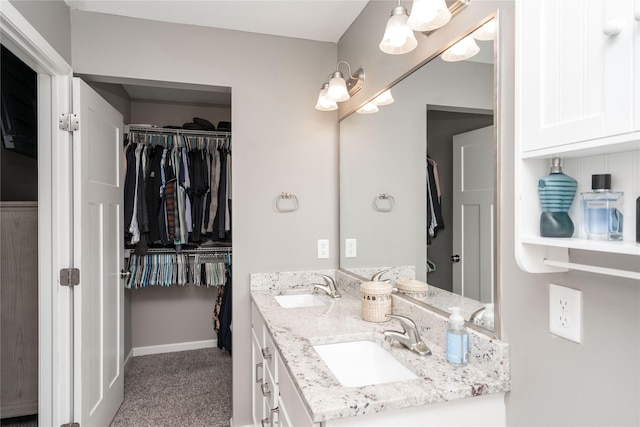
1, 202, 38, 418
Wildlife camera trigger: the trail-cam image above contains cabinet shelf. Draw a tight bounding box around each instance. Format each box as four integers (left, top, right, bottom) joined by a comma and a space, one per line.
521, 236, 640, 256
521, 132, 640, 160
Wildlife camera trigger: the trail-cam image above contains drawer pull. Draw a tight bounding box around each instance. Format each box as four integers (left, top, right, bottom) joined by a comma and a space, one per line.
255, 362, 263, 383
261, 382, 271, 397
261, 417, 270, 427
261, 347, 272, 361
270, 407, 279, 427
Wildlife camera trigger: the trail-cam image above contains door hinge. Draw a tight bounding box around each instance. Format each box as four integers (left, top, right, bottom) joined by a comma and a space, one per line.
59, 113, 79, 132
60, 423, 79, 427
60, 268, 80, 287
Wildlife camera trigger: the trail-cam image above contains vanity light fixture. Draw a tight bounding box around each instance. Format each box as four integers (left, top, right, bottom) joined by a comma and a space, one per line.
315, 82, 338, 111
379, 1, 418, 55
441, 35, 480, 62
372, 89, 395, 106
316, 61, 365, 110
472, 18, 496, 41
356, 102, 379, 114
407, 0, 452, 32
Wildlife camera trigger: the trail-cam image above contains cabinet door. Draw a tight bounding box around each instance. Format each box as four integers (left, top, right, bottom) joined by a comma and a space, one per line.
518, 0, 638, 152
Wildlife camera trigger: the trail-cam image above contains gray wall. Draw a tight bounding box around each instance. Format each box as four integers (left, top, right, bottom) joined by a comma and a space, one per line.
69, 11, 338, 426
340, 1, 640, 426
8, 0, 71, 64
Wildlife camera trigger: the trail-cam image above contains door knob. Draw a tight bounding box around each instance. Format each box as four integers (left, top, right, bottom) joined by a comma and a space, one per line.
451, 255, 461, 263
603, 20, 623, 36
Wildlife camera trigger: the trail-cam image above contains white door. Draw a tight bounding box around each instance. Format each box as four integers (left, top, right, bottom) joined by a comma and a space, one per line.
452, 126, 494, 303
72, 77, 124, 426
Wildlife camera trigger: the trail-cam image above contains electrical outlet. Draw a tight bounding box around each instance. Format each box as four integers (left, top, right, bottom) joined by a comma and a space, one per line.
317, 239, 329, 259
345, 238, 357, 258
549, 283, 582, 343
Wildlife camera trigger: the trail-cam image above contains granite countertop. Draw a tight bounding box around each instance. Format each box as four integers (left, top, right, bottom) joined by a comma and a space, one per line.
251, 288, 510, 423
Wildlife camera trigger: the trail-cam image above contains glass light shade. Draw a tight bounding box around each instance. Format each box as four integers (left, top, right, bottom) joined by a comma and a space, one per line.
373, 89, 394, 106
407, 0, 451, 32
473, 19, 496, 41
356, 103, 379, 114
441, 35, 480, 62
379, 6, 418, 55
327, 71, 350, 102
315, 84, 338, 111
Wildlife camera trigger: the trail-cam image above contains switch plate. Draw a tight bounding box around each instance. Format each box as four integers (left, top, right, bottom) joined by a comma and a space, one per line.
549, 283, 582, 343
345, 238, 357, 258
317, 239, 329, 259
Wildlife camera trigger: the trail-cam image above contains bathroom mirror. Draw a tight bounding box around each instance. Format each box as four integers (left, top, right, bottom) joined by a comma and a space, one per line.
339, 14, 499, 334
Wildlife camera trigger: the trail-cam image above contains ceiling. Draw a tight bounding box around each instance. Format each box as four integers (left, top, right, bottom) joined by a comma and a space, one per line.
65, 0, 369, 43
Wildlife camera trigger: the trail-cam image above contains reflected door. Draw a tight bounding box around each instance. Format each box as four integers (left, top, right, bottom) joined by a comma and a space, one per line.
452, 126, 494, 303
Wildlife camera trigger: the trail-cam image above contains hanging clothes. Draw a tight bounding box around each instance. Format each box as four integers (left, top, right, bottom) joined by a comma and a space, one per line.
123, 128, 232, 252
216, 261, 232, 354
427, 157, 445, 244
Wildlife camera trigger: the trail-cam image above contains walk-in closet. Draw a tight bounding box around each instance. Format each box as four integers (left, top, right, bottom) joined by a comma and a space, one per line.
86, 77, 234, 426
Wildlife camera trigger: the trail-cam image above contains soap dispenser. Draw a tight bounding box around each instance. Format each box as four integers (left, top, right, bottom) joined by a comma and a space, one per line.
446, 307, 468, 366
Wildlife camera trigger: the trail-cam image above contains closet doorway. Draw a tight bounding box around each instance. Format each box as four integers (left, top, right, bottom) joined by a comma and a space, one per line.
1, 44, 39, 424
82, 75, 234, 426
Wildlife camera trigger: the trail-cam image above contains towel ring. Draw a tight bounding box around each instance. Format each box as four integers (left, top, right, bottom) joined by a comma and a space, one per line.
276, 192, 299, 212
374, 193, 394, 212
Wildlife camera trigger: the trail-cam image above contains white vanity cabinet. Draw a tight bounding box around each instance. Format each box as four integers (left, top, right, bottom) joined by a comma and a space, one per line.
252, 303, 280, 427
517, 0, 640, 154
515, 0, 640, 276
252, 302, 315, 427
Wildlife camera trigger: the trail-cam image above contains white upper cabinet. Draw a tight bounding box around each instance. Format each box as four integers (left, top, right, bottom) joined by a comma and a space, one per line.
517, 0, 640, 156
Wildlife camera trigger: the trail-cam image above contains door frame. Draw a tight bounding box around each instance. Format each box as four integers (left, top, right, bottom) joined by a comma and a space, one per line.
0, 2, 73, 425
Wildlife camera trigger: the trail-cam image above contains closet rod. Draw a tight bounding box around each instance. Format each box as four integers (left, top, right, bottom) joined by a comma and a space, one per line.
125, 125, 231, 138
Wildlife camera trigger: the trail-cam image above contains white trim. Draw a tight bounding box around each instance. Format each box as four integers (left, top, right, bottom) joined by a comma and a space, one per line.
124, 348, 134, 370
0, 2, 73, 426
132, 340, 218, 357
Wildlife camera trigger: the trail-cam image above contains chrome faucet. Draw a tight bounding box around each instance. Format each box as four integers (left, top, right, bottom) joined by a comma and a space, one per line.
469, 306, 486, 326
371, 269, 391, 283
313, 273, 341, 299
383, 314, 431, 356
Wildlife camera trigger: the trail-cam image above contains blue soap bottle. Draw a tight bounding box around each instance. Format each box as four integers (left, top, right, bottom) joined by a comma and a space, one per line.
446, 307, 468, 365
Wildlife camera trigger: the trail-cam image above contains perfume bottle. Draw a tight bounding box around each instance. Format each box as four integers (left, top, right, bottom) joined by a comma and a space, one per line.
537, 158, 577, 237
581, 174, 624, 241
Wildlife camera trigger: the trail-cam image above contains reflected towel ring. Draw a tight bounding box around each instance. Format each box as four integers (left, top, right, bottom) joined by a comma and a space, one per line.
374, 193, 394, 212
276, 192, 299, 212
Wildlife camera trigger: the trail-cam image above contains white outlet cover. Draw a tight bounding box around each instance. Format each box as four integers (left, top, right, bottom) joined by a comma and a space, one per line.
549, 283, 582, 343
345, 238, 357, 258
317, 239, 329, 259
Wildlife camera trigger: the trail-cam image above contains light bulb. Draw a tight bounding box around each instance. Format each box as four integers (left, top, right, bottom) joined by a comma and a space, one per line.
441, 35, 480, 62
407, 0, 451, 32
373, 89, 394, 106
379, 5, 418, 55
357, 103, 379, 114
327, 71, 350, 102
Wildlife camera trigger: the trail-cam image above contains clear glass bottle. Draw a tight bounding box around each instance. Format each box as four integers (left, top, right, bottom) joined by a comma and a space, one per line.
581, 174, 624, 241
538, 158, 577, 237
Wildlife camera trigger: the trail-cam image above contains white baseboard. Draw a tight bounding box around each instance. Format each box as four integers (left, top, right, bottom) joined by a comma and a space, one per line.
132, 339, 217, 357
124, 348, 134, 368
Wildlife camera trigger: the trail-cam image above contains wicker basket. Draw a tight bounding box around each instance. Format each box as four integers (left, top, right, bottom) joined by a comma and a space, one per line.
360, 281, 393, 322
396, 279, 429, 301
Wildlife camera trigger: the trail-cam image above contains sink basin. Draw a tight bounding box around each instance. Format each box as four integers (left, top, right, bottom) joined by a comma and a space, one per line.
312, 340, 418, 387
274, 294, 326, 308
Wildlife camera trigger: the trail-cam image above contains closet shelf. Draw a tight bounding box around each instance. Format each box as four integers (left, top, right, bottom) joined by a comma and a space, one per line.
125, 124, 231, 138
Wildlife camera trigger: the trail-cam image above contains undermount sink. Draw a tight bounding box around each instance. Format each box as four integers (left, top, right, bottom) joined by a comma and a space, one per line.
312, 340, 418, 387
274, 293, 326, 308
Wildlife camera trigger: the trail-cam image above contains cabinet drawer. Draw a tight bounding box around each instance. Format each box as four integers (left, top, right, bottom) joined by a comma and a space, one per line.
263, 330, 277, 378
252, 303, 265, 348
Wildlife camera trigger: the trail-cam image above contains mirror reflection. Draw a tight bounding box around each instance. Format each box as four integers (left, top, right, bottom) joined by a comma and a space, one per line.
339, 18, 497, 333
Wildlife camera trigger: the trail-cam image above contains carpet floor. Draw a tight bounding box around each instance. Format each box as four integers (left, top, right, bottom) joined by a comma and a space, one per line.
110, 347, 233, 427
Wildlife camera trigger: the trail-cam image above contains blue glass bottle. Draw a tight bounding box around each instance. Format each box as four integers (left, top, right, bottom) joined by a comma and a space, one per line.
537, 158, 577, 237
581, 174, 624, 241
